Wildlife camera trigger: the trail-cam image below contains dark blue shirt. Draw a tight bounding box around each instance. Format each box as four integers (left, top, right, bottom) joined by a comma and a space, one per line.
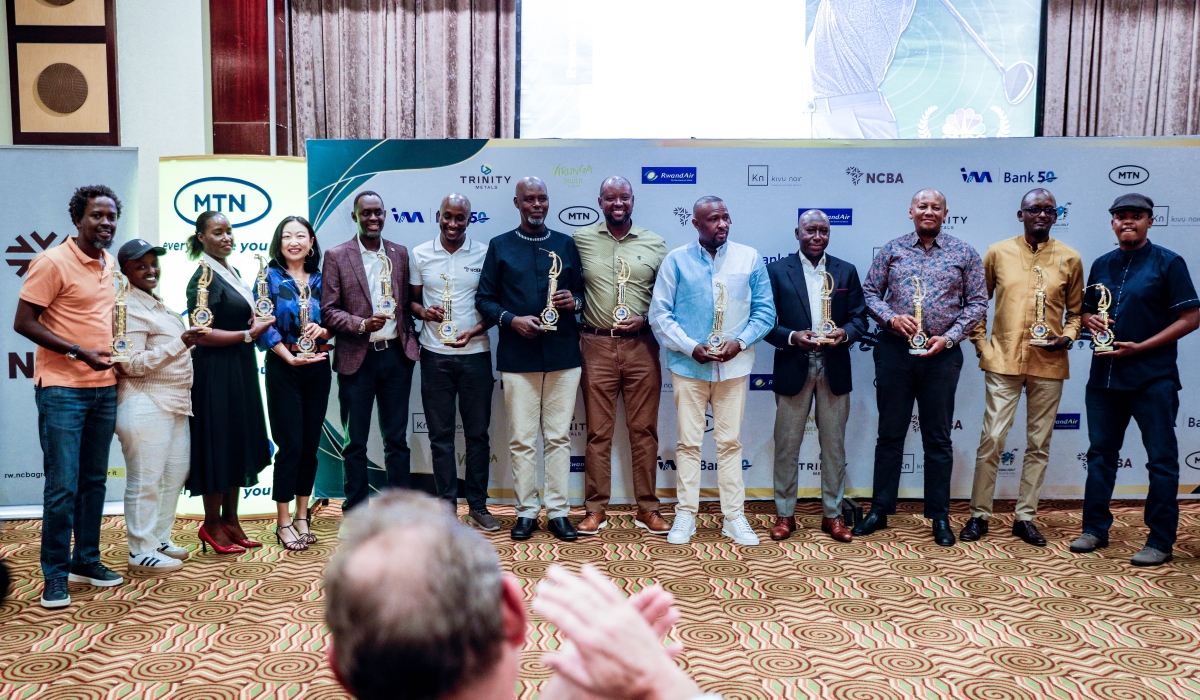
256, 264, 324, 350
1084, 241, 1199, 391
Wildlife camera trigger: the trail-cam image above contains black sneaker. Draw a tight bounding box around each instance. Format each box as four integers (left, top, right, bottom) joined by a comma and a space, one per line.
469, 509, 501, 532
40, 576, 71, 609
68, 562, 124, 587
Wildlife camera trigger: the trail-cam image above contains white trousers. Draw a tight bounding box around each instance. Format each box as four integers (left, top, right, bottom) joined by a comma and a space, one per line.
672, 372, 748, 519
502, 368, 581, 519
115, 393, 190, 556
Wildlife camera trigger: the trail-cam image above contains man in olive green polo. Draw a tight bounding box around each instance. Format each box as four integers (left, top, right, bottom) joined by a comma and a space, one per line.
573, 176, 669, 535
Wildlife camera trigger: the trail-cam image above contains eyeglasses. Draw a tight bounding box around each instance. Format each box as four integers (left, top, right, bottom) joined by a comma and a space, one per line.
1022, 207, 1058, 216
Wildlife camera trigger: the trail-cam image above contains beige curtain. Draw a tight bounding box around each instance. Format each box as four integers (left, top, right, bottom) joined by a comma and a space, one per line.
1043, 0, 1200, 136
288, 0, 516, 155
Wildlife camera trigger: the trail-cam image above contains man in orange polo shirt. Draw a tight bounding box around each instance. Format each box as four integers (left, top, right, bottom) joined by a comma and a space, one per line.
14, 185, 127, 608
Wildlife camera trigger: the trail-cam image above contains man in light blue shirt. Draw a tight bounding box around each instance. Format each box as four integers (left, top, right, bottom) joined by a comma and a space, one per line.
649, 196, 776, 546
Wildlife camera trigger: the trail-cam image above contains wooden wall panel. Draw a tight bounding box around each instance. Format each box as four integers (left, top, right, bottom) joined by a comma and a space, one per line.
210, 0, 269, 154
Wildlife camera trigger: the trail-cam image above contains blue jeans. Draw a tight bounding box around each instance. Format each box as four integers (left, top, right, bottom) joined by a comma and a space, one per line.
1083, 379, 1180, 552
35, 385, 117, 580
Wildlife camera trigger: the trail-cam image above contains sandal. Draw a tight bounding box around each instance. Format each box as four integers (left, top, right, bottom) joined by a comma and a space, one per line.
293, 517, 318, 545
275, 524, 308, 551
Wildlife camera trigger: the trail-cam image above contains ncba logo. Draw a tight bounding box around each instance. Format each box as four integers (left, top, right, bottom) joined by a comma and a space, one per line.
845, 167, 903, 185
174, 177, 272, 228
960, 168, 992, 183
558, 206, 600, 227
1109, 165, 1149, 186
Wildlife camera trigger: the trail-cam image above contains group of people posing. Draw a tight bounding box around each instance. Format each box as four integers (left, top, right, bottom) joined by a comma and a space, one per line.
17, 177, 1197, 609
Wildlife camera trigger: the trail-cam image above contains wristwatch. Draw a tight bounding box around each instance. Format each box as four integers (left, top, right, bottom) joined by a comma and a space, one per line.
574, 296, 583, 311
243, 330, 253, 343
736, 339, 747, 351
66, 344, 80, 361
944, 337, 955, 349
358, 318, 368, 334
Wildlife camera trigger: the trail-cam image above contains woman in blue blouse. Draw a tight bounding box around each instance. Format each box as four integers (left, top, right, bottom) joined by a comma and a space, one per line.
259, 216, 332, 551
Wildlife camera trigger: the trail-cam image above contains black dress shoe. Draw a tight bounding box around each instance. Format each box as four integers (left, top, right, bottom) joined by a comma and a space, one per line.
547, 517, 578, 542
851, 509, 887, 536
1012, 520, 1047, 546
959, 517, 989, 542
932, 519, 956, 547
510, 517, 538, 541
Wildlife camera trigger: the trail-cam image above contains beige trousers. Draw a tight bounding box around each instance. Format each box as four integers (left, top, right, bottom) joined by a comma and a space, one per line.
672, 372, 747, 519
971, 371, 1064, 521
502, 367, 582, 519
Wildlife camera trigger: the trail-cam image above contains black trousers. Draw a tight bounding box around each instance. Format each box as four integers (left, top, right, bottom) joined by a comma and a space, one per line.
871, 332, 963, 519
266, 353, 333, 503
337, 345, 415, 512
420, 349, 495, 510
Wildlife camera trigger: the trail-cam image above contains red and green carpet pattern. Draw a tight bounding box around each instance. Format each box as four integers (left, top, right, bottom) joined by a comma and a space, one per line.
2, 499, 1200, 699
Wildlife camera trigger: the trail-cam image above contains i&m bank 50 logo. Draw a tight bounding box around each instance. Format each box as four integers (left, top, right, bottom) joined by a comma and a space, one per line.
174, 177, 272, 228
642, 167, 697, 185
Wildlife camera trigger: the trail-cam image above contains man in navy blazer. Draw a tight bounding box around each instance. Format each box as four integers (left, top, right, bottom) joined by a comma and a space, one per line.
765, 209, 868, 542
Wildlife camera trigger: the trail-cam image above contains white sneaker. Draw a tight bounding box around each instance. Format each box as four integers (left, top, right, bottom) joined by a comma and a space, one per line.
667, 511, 697, 545
722, 515, 760, 546
338, 520, 350, 539
128, 552, 184, 576
158, 542, 189, 560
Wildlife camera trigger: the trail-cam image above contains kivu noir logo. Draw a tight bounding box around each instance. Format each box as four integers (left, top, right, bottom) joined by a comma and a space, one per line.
558, 206, 600, 227
846, 167, 903, 185
800, 208, 852, 226
174, 177, 273, 228
1109, 165, 1149, 186
642, 167, 697, 185
460, 164, 512, 189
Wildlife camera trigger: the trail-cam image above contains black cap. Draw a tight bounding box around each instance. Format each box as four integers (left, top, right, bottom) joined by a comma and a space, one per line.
117, 239, 167, 267
1109, 193, 1155, 215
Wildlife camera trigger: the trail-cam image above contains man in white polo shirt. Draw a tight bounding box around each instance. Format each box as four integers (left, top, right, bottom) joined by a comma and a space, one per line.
409, 193, 496, 530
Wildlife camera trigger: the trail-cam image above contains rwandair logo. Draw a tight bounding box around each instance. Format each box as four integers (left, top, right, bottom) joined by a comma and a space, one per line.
480, 164, 493, 175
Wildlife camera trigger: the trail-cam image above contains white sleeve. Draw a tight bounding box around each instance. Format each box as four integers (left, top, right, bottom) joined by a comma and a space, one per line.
408, 249, 423, 287
649, 255, 700, 356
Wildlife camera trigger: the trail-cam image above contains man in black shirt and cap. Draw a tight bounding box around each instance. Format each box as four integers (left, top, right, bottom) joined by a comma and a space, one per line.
477, 177, 585, 542
1071, 193, 1200, 566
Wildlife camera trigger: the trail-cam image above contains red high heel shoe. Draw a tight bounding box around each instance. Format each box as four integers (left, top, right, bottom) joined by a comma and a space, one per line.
228, 529, 263, 549
198, 525, 247, 554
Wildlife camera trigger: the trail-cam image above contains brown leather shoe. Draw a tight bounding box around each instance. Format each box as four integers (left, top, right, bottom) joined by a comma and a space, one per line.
635, 510, 670, 535
770, 516, 796, 541
821, 516, 853, 542
577, 511, 607, 535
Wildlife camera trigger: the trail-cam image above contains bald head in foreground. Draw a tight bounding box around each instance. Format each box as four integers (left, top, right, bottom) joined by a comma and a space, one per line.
323, 490, 705, 700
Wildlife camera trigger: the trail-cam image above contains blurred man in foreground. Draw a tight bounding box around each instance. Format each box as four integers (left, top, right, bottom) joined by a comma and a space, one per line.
324, 490, 711, 700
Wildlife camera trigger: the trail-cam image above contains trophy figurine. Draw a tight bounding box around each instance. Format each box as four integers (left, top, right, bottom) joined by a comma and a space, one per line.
110, 272, 132, 362
253, 254, 275, 320
814, 270, 839, 344
437, 273, 458, 344
706, 282, 728, 352
539, 249, 563, 331
908, 275, 929, 355
1089, 283, 1115, 352
613, 257, 632, 324
295, 279, 317, 359
191, 260, 214, 332
1029, 266, 1051, 346
377, 252, 397, 319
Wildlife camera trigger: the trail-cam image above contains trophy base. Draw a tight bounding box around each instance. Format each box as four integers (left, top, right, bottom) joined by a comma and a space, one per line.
1093, 345, 1114, 353
382, 314, 396, 320
111, 356, 130, 363
440, 339, 458, 346
815, 337, 836, 345
908, 349, 929, 356
296, 352, 316, 360
1029, 338, 1051, 346
541, 325, 557, 332
197, 327, 212, 334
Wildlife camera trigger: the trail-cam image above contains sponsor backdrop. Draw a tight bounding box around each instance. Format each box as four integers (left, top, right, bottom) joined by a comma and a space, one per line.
157, 156, 308, 516
308, 137, 1200, 505
1, 146, 139, 516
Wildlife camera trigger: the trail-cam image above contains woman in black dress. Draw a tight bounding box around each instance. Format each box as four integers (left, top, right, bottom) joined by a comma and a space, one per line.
186, 211, 274, 554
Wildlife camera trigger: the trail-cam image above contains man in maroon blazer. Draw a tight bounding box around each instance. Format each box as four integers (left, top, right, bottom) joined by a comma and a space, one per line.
321, 191, 421, 518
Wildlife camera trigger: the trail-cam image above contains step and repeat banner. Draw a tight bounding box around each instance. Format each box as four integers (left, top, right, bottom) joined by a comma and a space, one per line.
0, 146, 138, 515
308, 137, 1200, 504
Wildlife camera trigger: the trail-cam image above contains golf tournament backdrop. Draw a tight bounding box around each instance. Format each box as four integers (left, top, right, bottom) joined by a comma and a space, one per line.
309, 137, 1200, 504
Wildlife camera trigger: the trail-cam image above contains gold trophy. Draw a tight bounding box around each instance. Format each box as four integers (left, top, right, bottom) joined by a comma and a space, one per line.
814, 270, 838, 344
706, 282, 728, 351
1088, 283, 1115, 352
110, 272, 131, 362
253, 254, 275, 320
437, 273, 458, 344
613, 257, 632, 324
377, 252, 397, 319
539, 250, 563, 331
191, 260, 214, 333
1029, 266, 1051, 346
295, 279, 317, 359
908, 275, 929, 355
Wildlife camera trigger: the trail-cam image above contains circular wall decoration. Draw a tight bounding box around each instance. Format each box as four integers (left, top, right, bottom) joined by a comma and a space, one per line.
43, 0, 78, 6
36, 63, 89, 114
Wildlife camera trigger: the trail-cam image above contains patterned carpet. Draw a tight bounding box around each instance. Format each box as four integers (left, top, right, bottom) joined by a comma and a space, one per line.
2, 499, 1200, 699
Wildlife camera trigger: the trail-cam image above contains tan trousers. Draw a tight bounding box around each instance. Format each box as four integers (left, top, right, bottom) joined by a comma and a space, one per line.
772, 354, 850, 519
580, 333, 662, 514
971, 371, 1064, 521
672, 372, 747, 519
502, 368, 582, 519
